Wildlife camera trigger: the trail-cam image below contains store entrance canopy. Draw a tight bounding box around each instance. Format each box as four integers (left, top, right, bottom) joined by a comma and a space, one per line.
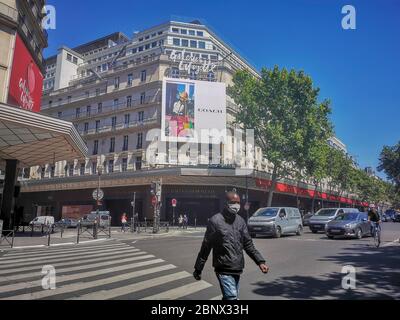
0, 103, 88, 167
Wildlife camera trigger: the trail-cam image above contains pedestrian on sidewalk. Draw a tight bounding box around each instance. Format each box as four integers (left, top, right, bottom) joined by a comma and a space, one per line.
178, 214, 184, 228
121, 213, 128, 232
183, 214, 188, 229
193, 191, 269, 300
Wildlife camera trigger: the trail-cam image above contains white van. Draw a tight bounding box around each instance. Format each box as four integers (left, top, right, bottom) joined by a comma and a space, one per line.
248, 207, 303, 238
29, 216, 55, 226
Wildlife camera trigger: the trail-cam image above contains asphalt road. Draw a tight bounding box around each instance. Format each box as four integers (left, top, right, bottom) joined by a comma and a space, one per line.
129, 222, 400, 300
0, 222, 399, 300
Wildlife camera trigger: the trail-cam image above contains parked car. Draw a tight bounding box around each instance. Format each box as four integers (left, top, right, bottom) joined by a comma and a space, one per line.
383, 209, 396, 222
80, 211, 111, 228
326, 212, 371, 239
302, 213, 314, 226
55, 218, 78, 228
29, 216, 54, 226
309, 208, 360, 233
393, 211, 400, 222
248, 207, 303, 238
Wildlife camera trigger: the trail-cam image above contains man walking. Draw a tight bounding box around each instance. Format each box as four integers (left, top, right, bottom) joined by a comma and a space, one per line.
193, 191, 269, 300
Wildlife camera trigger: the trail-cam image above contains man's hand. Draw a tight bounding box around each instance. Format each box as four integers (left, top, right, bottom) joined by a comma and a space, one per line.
193, 270, 202, 281
259, 263, 269, 274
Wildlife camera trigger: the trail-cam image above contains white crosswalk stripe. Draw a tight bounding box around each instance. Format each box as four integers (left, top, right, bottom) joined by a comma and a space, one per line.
0, 241, 216, 300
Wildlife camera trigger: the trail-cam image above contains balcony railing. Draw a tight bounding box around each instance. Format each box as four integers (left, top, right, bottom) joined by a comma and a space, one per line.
80, 116, 159, 136
55, 95, 160, 121
42, 88, 108, 110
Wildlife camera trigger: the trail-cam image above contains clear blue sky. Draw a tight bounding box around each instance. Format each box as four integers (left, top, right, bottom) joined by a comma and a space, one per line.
44, 0, 400, 177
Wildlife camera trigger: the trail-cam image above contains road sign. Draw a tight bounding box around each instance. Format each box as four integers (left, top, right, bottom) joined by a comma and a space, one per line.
151, 195, 157, 207
92, 189, 104, 201
172, 199, 177, 207
244, 202, 251, 211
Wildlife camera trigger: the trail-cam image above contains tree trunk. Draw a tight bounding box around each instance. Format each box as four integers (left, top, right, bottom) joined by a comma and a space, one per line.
267, 168, 278, 207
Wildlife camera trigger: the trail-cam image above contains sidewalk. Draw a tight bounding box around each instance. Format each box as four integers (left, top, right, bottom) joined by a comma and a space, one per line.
0, 227, 206, 251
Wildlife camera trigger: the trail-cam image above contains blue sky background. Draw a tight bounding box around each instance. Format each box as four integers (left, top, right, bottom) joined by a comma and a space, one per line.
44, 0, 400, 178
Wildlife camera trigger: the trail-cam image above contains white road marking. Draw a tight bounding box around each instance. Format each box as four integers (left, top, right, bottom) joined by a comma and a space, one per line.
72, 271, 191, 300
1, 264, 177, 300
141, 281, 212, 300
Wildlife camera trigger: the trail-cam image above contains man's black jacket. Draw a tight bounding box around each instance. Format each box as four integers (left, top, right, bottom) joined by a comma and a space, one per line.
194, 209, 266, 275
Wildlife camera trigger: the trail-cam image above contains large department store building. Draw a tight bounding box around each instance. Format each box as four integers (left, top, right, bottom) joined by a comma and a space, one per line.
17, 20, 366, 225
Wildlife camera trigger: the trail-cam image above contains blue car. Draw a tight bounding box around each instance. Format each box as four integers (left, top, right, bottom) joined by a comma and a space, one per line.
383, 210, 397, 222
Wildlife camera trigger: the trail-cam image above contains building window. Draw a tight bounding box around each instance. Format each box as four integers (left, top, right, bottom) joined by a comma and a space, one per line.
207, 71, 215, 82
114, 77, 120, 89
64, 165, 68, 177
95, 121, 100, 133
127, 73, 133, 86
98, 103, 103, 114
69, 164, 74, 177
123, 135, 129, 151
197, 31, 204, 37
80, 163, 85, 176
41, 167, 46, 179
189, 70, 197, 80
173, 38, 180, 46
73, 57, 78, 64
172, 28, 179, 33
122, 158, 128, 172
108, 160, 114, 173
111, 117, 117, 130
198, 41, 206, 49
84, 122, 89, 134
188, 30, 195, 36
67, 96, 72, 103
127, 96, 132, 107
171, 67, 180, 78
151, 42, 157, 48
136, 157, 142, 170
181, 39, 189, 47
140, 92, 146, 105
96, 88, 100, 96
190, 40, 197, 48
138, 111, 144, 122
75, 108, 81, 118
85, 91, 90, 98
92, 162, 97, 175
93, 140, 99, 155
140, 70, 147, 82
86, 105, 91, 116
50, 166, 55, 178
67, 53, 72, 61
180, 29, 187, 35
110, 137, 115, 153
145, 44, 150, 50
124, 114, 130, 126
137, 133, 143, 149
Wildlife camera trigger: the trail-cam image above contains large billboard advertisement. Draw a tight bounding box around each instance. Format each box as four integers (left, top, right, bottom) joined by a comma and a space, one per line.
162, 78, 226, 143
7, 35, 43, 113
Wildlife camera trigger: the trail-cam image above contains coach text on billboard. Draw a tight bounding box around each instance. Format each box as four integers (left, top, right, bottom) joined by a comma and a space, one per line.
161, 78, 226, 144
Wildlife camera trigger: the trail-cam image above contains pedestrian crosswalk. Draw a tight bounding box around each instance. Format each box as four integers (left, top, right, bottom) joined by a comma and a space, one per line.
0, 240, 218, 300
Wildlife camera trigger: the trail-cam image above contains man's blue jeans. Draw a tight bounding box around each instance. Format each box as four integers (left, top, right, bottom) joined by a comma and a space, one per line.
216, 274, 240, 300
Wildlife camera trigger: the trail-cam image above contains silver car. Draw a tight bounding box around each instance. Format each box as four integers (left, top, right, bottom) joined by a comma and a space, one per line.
248, 207, 303, 238
326, 212, 371, 239
309, 208, 360, 233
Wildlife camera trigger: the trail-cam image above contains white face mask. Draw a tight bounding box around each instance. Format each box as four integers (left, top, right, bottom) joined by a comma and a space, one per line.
227, 203, 241, 214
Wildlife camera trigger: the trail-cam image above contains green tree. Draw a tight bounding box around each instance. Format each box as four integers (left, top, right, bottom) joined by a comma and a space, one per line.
229, 66, 333, 206
378, 141, 400, 189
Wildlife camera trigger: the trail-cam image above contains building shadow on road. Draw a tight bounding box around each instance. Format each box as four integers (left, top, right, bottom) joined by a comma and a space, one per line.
252, 244, 400, 300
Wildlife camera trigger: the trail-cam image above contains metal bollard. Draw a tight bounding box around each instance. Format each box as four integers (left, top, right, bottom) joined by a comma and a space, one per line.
47, 228, 51, 247
195, 218, 197, 230
77, 224, 80, 244
93, 221, 98, 239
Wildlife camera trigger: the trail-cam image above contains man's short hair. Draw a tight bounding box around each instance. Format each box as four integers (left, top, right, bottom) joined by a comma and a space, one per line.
226, 191, 240, 203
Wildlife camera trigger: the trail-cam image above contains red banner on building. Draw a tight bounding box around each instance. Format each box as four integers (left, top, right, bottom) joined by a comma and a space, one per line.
7, 35, 43, 113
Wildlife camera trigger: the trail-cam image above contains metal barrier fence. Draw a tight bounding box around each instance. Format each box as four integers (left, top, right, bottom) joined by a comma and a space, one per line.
0, 220, 15, 248
77, 221, 111, 244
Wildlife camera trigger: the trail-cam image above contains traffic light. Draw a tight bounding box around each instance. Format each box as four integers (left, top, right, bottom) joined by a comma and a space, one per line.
150, 181, 162, 197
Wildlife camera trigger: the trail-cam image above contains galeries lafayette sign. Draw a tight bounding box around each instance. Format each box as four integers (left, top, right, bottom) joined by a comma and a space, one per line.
7, 35, 43, 113
169, 49, 218, 75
